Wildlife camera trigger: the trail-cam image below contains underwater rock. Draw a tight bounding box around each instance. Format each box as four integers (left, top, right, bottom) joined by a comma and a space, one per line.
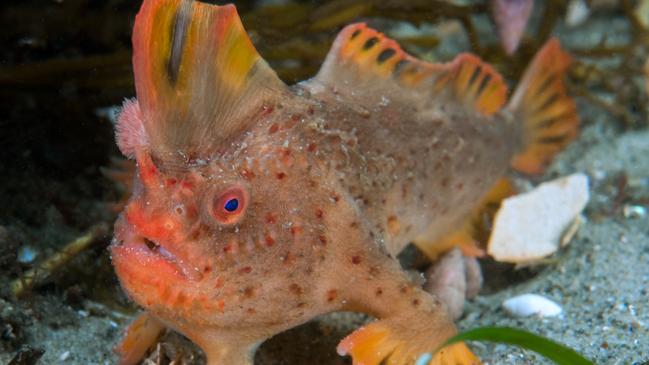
487, 173, 590, 264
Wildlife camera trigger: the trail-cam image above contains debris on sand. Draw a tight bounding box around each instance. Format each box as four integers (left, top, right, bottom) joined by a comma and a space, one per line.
487, 173, 590, 264
503, 293, 563, 318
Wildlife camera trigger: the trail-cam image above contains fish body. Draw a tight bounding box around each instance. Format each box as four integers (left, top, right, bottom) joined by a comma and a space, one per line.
110, 1, 578, 364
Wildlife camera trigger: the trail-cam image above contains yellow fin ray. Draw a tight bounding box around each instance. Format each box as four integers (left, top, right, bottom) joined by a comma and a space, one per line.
132, 0, 287, 166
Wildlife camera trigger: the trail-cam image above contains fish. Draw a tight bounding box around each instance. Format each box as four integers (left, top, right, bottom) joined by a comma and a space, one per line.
109, 0, 578, 364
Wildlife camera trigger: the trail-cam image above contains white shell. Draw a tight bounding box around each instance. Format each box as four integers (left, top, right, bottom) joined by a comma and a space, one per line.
487, 173, 590, 264
503, 294, 563, 318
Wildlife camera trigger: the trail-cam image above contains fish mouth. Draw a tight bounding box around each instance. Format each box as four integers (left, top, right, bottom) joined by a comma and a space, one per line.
110, 216, 203, 282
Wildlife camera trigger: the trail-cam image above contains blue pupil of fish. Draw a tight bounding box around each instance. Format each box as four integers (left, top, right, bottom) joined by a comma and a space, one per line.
224, 198, 239, 212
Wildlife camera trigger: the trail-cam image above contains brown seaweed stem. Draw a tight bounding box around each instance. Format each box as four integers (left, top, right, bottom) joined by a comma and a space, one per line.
571, 46, 630, 58
535, 0, 566, 48
571, 85, 635, 126
10, 223, 109, 299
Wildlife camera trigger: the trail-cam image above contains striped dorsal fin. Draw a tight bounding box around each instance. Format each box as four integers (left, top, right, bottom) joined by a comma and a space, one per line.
312, 23, 507, 117
131, 0, 287, 166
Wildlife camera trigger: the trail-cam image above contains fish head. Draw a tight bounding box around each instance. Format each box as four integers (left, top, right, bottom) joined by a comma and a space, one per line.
111, 101, 334, 333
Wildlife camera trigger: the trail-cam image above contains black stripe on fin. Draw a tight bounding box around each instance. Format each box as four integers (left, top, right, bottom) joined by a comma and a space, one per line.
363, 37, 379, 50
377, 48, 396, 64
166, 1, 192, 84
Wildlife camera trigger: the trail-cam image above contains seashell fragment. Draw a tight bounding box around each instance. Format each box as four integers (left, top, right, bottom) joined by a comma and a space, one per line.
487, 173, 589, 264
503, 293, 562, 318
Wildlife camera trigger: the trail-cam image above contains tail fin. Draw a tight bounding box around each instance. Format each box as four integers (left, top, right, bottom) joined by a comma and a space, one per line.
508, 39, 579, 175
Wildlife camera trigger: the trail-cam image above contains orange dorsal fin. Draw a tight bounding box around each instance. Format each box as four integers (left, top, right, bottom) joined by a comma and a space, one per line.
508, 39, 579, 174
132, 0, 287, 166
311, 23, 507, 116
432, 53, 508, 115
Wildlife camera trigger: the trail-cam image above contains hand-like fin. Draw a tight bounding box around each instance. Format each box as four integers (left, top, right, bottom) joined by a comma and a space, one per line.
132, 0, 287, 166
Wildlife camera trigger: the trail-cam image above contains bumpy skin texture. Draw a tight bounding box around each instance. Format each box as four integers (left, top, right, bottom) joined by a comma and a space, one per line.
111, 1, 577, 364
112, 88, 484, 363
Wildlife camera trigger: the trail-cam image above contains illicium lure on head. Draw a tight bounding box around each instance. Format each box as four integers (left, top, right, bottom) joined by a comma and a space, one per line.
110, 0, 578, 364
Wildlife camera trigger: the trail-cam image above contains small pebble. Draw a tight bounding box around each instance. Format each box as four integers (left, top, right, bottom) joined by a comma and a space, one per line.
502, 293, 562, 318
566, 0, 590, 27
623, 205, 646, 219
17, 245, 38, 264
59, 351, 70, 361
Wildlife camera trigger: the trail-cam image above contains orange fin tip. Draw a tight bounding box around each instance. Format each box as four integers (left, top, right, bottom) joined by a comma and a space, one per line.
338, 320, 481, 365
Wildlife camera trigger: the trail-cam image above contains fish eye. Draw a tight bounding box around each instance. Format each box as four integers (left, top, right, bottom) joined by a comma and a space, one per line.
211, 185, 248, 225
224, 198, 238, 212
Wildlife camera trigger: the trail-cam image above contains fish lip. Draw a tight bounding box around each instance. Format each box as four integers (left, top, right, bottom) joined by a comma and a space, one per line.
110, 216, 203, 281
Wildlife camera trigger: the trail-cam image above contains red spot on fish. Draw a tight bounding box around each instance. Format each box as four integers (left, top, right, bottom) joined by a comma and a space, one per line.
137, 153, 158, 185
269, 123, 279, 134
214, 277, 223, 288
289, 283, 303, 295
223, 243, 234, 253
265, 212, 277, 224
265, 234, 275, 246
176, 292, 187, 307
216, 299, 225, 312
181, 181, 193, 190
282, 252, 295, 264
307, 143, 317, 152
351, 255, 361, 264
290, 226, 303, 236
276, 172, 287, 180
165, 178, 177, 187
326, 289, 337, 302
243, 286, 254, 298
375, 288, 383, 296
261, 105, 274, 117
239, 266, 252, 274
240, 168, 255, 180
281, 148, 293, 166
318, 235, 327, 245
307, 107, 314, 115
315, 209, 324, 219
284, 114, 301, 129
399, 284, 410, 294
